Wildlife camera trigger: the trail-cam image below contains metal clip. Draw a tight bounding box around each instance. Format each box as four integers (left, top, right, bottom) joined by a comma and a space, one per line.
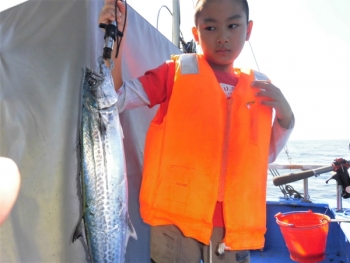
246, 101, 255, 109
217, 242, 231, 255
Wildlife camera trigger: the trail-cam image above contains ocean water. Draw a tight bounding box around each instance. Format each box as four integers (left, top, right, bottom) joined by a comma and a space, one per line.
266, 139, 350, 208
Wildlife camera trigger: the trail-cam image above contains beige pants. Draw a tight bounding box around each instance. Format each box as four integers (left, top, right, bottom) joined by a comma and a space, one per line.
150, 225, 250, 263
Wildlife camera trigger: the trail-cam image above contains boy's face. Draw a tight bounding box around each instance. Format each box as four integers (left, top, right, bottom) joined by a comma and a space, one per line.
192, 0, 253, 72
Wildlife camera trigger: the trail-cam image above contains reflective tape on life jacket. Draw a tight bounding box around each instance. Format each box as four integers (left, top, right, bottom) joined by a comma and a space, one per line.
140, 53, 272, 250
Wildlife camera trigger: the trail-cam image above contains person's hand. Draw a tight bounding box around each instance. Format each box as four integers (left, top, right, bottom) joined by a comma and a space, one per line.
97, 0, 127, 80
98, 0, 127, 33
252, 81, 293, 129
0, 157, 21, 226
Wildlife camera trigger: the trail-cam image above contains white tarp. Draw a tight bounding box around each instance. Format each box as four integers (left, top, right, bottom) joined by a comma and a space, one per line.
0, 0, 181, 262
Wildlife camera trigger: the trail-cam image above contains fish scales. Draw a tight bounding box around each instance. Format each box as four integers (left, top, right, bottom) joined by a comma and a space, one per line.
73, 58, 136, 263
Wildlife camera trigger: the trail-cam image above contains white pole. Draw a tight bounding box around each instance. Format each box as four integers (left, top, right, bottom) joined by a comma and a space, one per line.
172, 0, 180, 48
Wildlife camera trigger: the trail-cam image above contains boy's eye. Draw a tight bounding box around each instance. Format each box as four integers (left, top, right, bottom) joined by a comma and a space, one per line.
205, 26, 215, 31
228, 24, 238, 29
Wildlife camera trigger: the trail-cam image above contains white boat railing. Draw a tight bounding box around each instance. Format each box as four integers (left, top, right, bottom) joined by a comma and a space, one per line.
268, 163, 327, 170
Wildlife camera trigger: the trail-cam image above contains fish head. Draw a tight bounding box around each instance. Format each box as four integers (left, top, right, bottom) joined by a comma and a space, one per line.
83, 65, 118, 110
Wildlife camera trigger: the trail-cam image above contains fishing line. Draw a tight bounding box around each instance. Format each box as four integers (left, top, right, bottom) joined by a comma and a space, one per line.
248, 40, 260, 72
115, 0, 127, 58
249, 39, 294, 198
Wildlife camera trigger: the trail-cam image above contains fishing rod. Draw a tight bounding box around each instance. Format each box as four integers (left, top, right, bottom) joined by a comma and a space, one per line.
273, 158, 350, 198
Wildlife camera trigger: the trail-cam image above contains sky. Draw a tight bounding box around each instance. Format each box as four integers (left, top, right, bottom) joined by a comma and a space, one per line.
1, 0, 349, 141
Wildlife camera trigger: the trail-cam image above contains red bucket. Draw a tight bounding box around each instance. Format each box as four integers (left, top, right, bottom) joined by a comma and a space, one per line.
275, 210, 330, 263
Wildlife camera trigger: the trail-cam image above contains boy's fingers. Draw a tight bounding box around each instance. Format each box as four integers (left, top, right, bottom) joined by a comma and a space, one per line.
252, 81, 278, 91
116, 1, 126, 15
98, 4, 117, 24
98, 1, 126, 32
253, 82, 281, 98
251, 80, 271, 88
116, 2, 127, 28
252, 81, 292, 124
98, 12, 114, 25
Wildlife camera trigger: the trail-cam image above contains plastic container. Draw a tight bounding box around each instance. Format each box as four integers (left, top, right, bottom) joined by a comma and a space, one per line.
275, 210, 330, 263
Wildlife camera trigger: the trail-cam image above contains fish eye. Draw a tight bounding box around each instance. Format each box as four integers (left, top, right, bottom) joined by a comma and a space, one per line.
88, 78, 97, 86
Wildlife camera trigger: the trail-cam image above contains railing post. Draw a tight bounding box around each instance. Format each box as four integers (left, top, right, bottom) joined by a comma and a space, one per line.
172, 0, 180, 48
303, 178, 309, 202
336, 184, 343, 212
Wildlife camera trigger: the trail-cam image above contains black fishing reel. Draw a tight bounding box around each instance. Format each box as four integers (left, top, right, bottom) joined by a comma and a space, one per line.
326, 158, 350, 199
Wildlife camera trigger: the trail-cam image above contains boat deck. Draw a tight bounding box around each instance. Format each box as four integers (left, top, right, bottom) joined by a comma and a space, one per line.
250, 200, 350, 263
251, 248, 349, 263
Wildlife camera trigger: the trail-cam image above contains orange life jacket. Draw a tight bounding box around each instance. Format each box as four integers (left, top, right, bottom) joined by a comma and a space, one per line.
139, 54, 272, 250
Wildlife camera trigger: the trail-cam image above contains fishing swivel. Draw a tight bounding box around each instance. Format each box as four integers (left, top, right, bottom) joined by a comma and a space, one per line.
99, 22, 124, 60
99, 0, 127, 60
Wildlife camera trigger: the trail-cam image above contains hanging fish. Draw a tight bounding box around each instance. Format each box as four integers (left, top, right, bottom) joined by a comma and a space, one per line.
73, 56, 137, 263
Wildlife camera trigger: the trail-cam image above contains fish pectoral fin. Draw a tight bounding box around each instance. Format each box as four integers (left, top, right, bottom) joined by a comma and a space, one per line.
127, 214, 137, 241
72, 218, 84, 243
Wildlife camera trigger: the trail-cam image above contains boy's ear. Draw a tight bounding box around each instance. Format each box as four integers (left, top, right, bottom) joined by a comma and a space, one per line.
192, 27, 199, 43
245, 20, 253, 41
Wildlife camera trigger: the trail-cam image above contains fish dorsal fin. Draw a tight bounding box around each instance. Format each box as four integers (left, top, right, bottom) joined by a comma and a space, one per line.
127, 214, 137, 242
72, 218, 84, 242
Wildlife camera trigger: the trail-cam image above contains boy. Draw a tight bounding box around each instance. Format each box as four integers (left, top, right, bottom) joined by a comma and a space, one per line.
99, 0, 294, 262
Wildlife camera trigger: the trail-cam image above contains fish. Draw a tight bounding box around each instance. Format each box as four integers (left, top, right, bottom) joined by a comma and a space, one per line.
73, 57, 137, 263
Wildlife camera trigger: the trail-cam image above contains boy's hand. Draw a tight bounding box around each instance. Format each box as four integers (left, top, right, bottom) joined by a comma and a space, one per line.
252, 81, 293, 129
98, 0, 126, 33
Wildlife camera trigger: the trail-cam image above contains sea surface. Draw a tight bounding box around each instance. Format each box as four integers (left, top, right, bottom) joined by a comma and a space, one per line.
266, 139, 350, 208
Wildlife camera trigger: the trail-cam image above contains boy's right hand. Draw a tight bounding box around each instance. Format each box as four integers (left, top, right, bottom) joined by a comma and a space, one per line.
98, 0, 126, 90
98, 0, 126, 33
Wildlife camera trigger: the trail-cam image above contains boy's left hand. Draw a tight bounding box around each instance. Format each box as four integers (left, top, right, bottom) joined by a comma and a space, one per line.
252, 81, 293, 129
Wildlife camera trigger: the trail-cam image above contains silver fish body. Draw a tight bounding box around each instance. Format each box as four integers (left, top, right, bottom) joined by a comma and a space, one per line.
73, 57, 136, 263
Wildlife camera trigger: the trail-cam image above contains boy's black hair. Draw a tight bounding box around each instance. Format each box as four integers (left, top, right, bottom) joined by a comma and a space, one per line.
194, 0, 249, 25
